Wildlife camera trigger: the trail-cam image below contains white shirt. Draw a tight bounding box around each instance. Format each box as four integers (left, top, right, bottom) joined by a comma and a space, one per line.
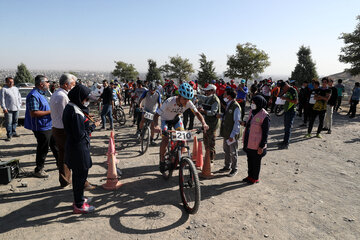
50, 88, 69, 129
0, 86, 21, 111
156, 96, 198, 121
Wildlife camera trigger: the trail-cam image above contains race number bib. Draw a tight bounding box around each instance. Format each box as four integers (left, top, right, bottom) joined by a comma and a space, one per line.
174, 131, 192, 141
144, 112, 154, 120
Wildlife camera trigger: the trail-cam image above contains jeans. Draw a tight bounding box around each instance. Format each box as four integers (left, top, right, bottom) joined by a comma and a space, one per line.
5, 111, 19, 138
335, 96, 342, 112
101, 104, 113, 129
348, 99, 359, 117
283, 110, 296, 145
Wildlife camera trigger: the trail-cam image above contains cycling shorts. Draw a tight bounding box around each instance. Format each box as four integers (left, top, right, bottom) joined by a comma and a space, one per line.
161, 116, 184, 133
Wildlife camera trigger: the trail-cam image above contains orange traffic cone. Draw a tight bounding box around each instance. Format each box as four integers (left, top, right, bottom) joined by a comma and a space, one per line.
192, 136, 198, 162
195, 141, 203, 170
199, 149, 213, 179
103, 131, 122, 190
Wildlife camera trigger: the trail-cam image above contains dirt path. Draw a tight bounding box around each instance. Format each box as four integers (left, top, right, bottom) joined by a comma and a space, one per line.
0, 106, 359, 240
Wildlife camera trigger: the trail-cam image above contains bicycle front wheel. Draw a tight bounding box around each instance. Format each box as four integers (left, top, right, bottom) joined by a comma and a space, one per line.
118, 108, 126, 125
140, 126, 150, 154
179, 157, 201, 214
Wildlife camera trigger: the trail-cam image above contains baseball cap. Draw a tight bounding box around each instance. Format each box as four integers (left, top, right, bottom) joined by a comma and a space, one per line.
204, 84, 216, 91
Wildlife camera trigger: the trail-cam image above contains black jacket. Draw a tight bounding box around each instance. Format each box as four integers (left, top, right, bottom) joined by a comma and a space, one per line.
63, 102, 96, 170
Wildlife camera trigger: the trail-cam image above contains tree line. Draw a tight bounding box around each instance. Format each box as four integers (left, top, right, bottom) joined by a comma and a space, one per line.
12, 15, 360, 86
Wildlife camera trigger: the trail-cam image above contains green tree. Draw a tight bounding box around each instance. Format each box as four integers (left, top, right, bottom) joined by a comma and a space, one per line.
145, 59, 162, 82
160, 55, 194, 83
14, 63, 34, 84
339, 15, 360, 76
197, 53, 217, 87
224, 43, 270, 81
112, 61, 139, 81
291, 45, 318, 85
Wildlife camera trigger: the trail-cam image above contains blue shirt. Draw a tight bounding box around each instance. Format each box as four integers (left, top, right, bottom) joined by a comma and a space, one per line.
351, 87, 360, 101
236, 86, 248, 100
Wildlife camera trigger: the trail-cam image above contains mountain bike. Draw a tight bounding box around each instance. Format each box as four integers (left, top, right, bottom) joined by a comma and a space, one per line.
139, 111, 159, 154
113, 100, 126, 126
160, 129, 201, 214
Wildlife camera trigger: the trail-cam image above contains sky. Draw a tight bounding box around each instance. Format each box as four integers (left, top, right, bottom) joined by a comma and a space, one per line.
1, 0, 359, 77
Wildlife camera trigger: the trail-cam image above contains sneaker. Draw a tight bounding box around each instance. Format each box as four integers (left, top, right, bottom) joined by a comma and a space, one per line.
218, 167, 231, 173
316, 133, 322, 139
13, 133, 20, 137
304, 133, 312, 138
5, 137, 11, 142
242, 177, 250, 183
327, 129, 331, 134
33, 169, 49, 178
73, 202, 95, 214
228, 169, 238, 177
322, 127, 329, 131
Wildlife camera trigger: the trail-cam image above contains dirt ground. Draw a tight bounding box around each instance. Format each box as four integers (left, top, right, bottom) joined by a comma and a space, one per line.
0, 105, 359, 240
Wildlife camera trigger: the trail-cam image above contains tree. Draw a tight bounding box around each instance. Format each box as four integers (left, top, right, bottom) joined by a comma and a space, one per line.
160, 55, 194, 83
112, 61, 139, 81
339, 15, 360, 76
291, 45, 318, 85
145, 59, 162, 82
14, 63, 34, 84
224, 42, 270, 81
197, 53, 217, 87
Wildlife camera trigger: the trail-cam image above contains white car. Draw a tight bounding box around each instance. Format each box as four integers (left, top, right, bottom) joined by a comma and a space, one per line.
18, 87, 52, 119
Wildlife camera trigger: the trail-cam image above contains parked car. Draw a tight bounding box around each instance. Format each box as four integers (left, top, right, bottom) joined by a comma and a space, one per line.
18, 87, 52, 119
16, 82, 35, 87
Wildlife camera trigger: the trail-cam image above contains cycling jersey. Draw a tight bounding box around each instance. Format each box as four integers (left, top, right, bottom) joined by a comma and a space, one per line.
156, 96, 198, 121
140, 90, 161, 113
133, 87, 148, 104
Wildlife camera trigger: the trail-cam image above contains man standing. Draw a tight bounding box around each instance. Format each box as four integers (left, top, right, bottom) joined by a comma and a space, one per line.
348, 82, 360, 118
0, 77, 21, 141
334, 79, 345, 112
323, 79, 338, 134
99, 80, 114, 130
25, 75, 58, 178
236, 79, 248, 121
197, 84, 221, 163
50, 73, 76, 187
278, 81, 298, 149
218, 88, 241, 177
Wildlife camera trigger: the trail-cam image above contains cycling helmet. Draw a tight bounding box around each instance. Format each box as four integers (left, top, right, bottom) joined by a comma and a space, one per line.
148, 82, 156, 91
179, 82, 194, 100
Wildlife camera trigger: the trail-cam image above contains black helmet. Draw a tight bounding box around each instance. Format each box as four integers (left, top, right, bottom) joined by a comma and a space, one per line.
148, 82, 156, 91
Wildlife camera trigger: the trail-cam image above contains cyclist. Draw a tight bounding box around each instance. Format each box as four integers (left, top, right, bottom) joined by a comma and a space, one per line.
133, 80, 148, 135
138, 82, 162, 145
152, 82, 209, 173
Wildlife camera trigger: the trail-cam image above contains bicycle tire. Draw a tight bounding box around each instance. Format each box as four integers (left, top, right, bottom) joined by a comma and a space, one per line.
118, 108, 126, 125
140, 126, 150, 154
275, 104, 284, 116
160, 151, 174, 180
179, 157, 201, 214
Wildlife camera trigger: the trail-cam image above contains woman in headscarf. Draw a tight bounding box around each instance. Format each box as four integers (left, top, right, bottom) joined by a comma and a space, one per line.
63, 84, 100, 213
242, 95, 270, 184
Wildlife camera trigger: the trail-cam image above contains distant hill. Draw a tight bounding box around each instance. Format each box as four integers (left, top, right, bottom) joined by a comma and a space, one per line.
326, 71, 359, 95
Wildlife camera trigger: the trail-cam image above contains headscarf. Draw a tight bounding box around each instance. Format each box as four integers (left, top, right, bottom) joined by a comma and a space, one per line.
251, 95, 267, 116
68, 84, 91, 114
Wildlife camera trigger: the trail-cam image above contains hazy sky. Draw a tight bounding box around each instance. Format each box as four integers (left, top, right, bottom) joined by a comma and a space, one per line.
1, 0, 359, 77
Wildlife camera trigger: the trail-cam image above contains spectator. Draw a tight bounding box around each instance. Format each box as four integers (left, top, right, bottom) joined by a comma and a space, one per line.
270, 81, 281, 113
334, 79, 345, 112
242, 95, 270, 184
323, 79, 338, 134
301, 81, 319, 127
24, 75, 58, 178
218, 88, 241, 177
0, 77, 21, 141
50, 73, 76, 187
197, 84, 221, 163
347, 82, 360, 118
236, 79, 248, 121
229, 79, 237, 89
278, 81, 298, 149
305, 78, 331, 138
63, 84, 100, 213
99, 80, 114, 130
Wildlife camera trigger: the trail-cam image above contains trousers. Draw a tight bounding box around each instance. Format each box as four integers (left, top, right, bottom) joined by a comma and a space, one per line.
33, 130, 58, 172
223, 139, 238, 170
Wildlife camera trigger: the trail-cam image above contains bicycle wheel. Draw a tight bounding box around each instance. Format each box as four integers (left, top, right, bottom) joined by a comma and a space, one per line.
118, 108, 126, 126
179, 157, 201, 214
160, 151, 174, 180
140, 126, 150, 154
275, 104, 284, 116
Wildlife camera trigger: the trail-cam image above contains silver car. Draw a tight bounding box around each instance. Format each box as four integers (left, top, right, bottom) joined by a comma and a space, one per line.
18, 87, 52, 119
